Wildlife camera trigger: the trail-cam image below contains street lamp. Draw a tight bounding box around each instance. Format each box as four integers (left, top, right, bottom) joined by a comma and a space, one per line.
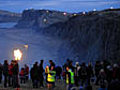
13, 49, 23, 61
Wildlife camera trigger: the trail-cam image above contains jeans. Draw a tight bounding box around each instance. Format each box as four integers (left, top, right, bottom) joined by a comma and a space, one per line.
8, 75, 13, 86
4, 75, 8, 87
13, 75, 19, 88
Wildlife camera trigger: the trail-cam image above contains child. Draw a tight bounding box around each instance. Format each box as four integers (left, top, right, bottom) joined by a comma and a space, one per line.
19, 68, 25, 84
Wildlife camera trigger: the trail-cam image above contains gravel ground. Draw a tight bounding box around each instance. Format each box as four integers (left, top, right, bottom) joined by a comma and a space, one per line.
0, 80, 100, 90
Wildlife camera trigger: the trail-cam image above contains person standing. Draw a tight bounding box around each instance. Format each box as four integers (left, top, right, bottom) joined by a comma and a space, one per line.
66, 66, 74, 90
45, 65, 49, 83
19, 68, 25, 84
38, 60, 44, 88
30, 62, 39, 88
95, 61, 102, 85
3, 60, 9, 88
98, 69, 107, 90
24, 64, 29, 82
49, 60, 55, 70
47, 66, 56, 90
74, 62, 80, 86
87, 62, 94, 85
8, 60, 14, 87
79, 63, 88, 86
12, 61, 20, 88
56, 66, 62, 80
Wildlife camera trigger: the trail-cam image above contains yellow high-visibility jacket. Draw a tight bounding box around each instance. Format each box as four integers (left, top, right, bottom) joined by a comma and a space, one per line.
47, 70, 56, 82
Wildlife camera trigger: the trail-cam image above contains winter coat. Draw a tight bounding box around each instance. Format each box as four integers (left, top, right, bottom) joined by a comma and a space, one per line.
3, 63, 9, 76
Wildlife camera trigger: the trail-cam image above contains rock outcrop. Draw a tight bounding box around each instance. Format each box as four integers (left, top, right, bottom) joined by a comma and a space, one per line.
16, 8, 120, 63
41, 9, 120, 62
15, 9, 71, 28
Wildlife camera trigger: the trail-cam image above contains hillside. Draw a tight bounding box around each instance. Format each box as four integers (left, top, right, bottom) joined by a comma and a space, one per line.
15, 9, 71, 28
0, 10, 21, 22
16, 8, 120, 62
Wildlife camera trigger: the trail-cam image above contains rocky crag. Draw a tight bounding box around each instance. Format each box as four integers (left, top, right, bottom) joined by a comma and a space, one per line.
16, 9, 120, 63
15, 9, 71, 28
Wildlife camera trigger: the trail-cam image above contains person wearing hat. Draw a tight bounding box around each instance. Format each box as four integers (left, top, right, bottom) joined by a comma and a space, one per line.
98, 69, 107, 90
74, 62, 80, 86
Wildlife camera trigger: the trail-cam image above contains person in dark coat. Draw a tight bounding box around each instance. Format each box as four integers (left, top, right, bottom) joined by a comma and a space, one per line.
38, 60, 44, 88
63, 59, 70, 71
87, 62, 94, 85
3, 60, 9, 87
56, 66, 62, 80
79, 62, 88, 86
8, 60, 14, 87
49, 60, 55, 70
0, 63, 3, 84
12, 60, 20, 88
69, 60, 75, 72
95, 61, 102, 85
106, 65, 112, 84
30, 62, 39, 88
24, 64, 29, 82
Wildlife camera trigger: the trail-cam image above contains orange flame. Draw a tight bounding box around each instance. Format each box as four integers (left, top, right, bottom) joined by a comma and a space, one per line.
14, 49, 23, 60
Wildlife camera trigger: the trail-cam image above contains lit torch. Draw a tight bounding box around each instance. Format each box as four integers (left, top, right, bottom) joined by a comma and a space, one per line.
14, 49, 23, 61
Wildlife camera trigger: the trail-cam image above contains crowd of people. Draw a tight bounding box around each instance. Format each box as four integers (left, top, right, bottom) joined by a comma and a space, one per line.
0, 60, 29, 88
0, 59, 120, 90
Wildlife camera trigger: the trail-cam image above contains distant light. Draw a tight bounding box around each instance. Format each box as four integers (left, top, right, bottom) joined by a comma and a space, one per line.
73, 14, 77, 16
93, 8, 96, 11
63, 12, 67, 16
46, 10, 49, 13
110, 6, 114, 9
43, 18, 47, 22
24, 45, 28, 49
82, 11, 86, 15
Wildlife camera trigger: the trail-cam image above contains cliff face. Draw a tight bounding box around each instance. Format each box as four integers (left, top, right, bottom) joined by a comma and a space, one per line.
0, 10, 21, 22
15, 9, 71, 28
16, 9, 120, 62
41, 9, 120, 62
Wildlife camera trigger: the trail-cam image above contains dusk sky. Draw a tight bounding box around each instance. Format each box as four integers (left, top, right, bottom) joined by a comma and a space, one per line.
0, 0, 120, 13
